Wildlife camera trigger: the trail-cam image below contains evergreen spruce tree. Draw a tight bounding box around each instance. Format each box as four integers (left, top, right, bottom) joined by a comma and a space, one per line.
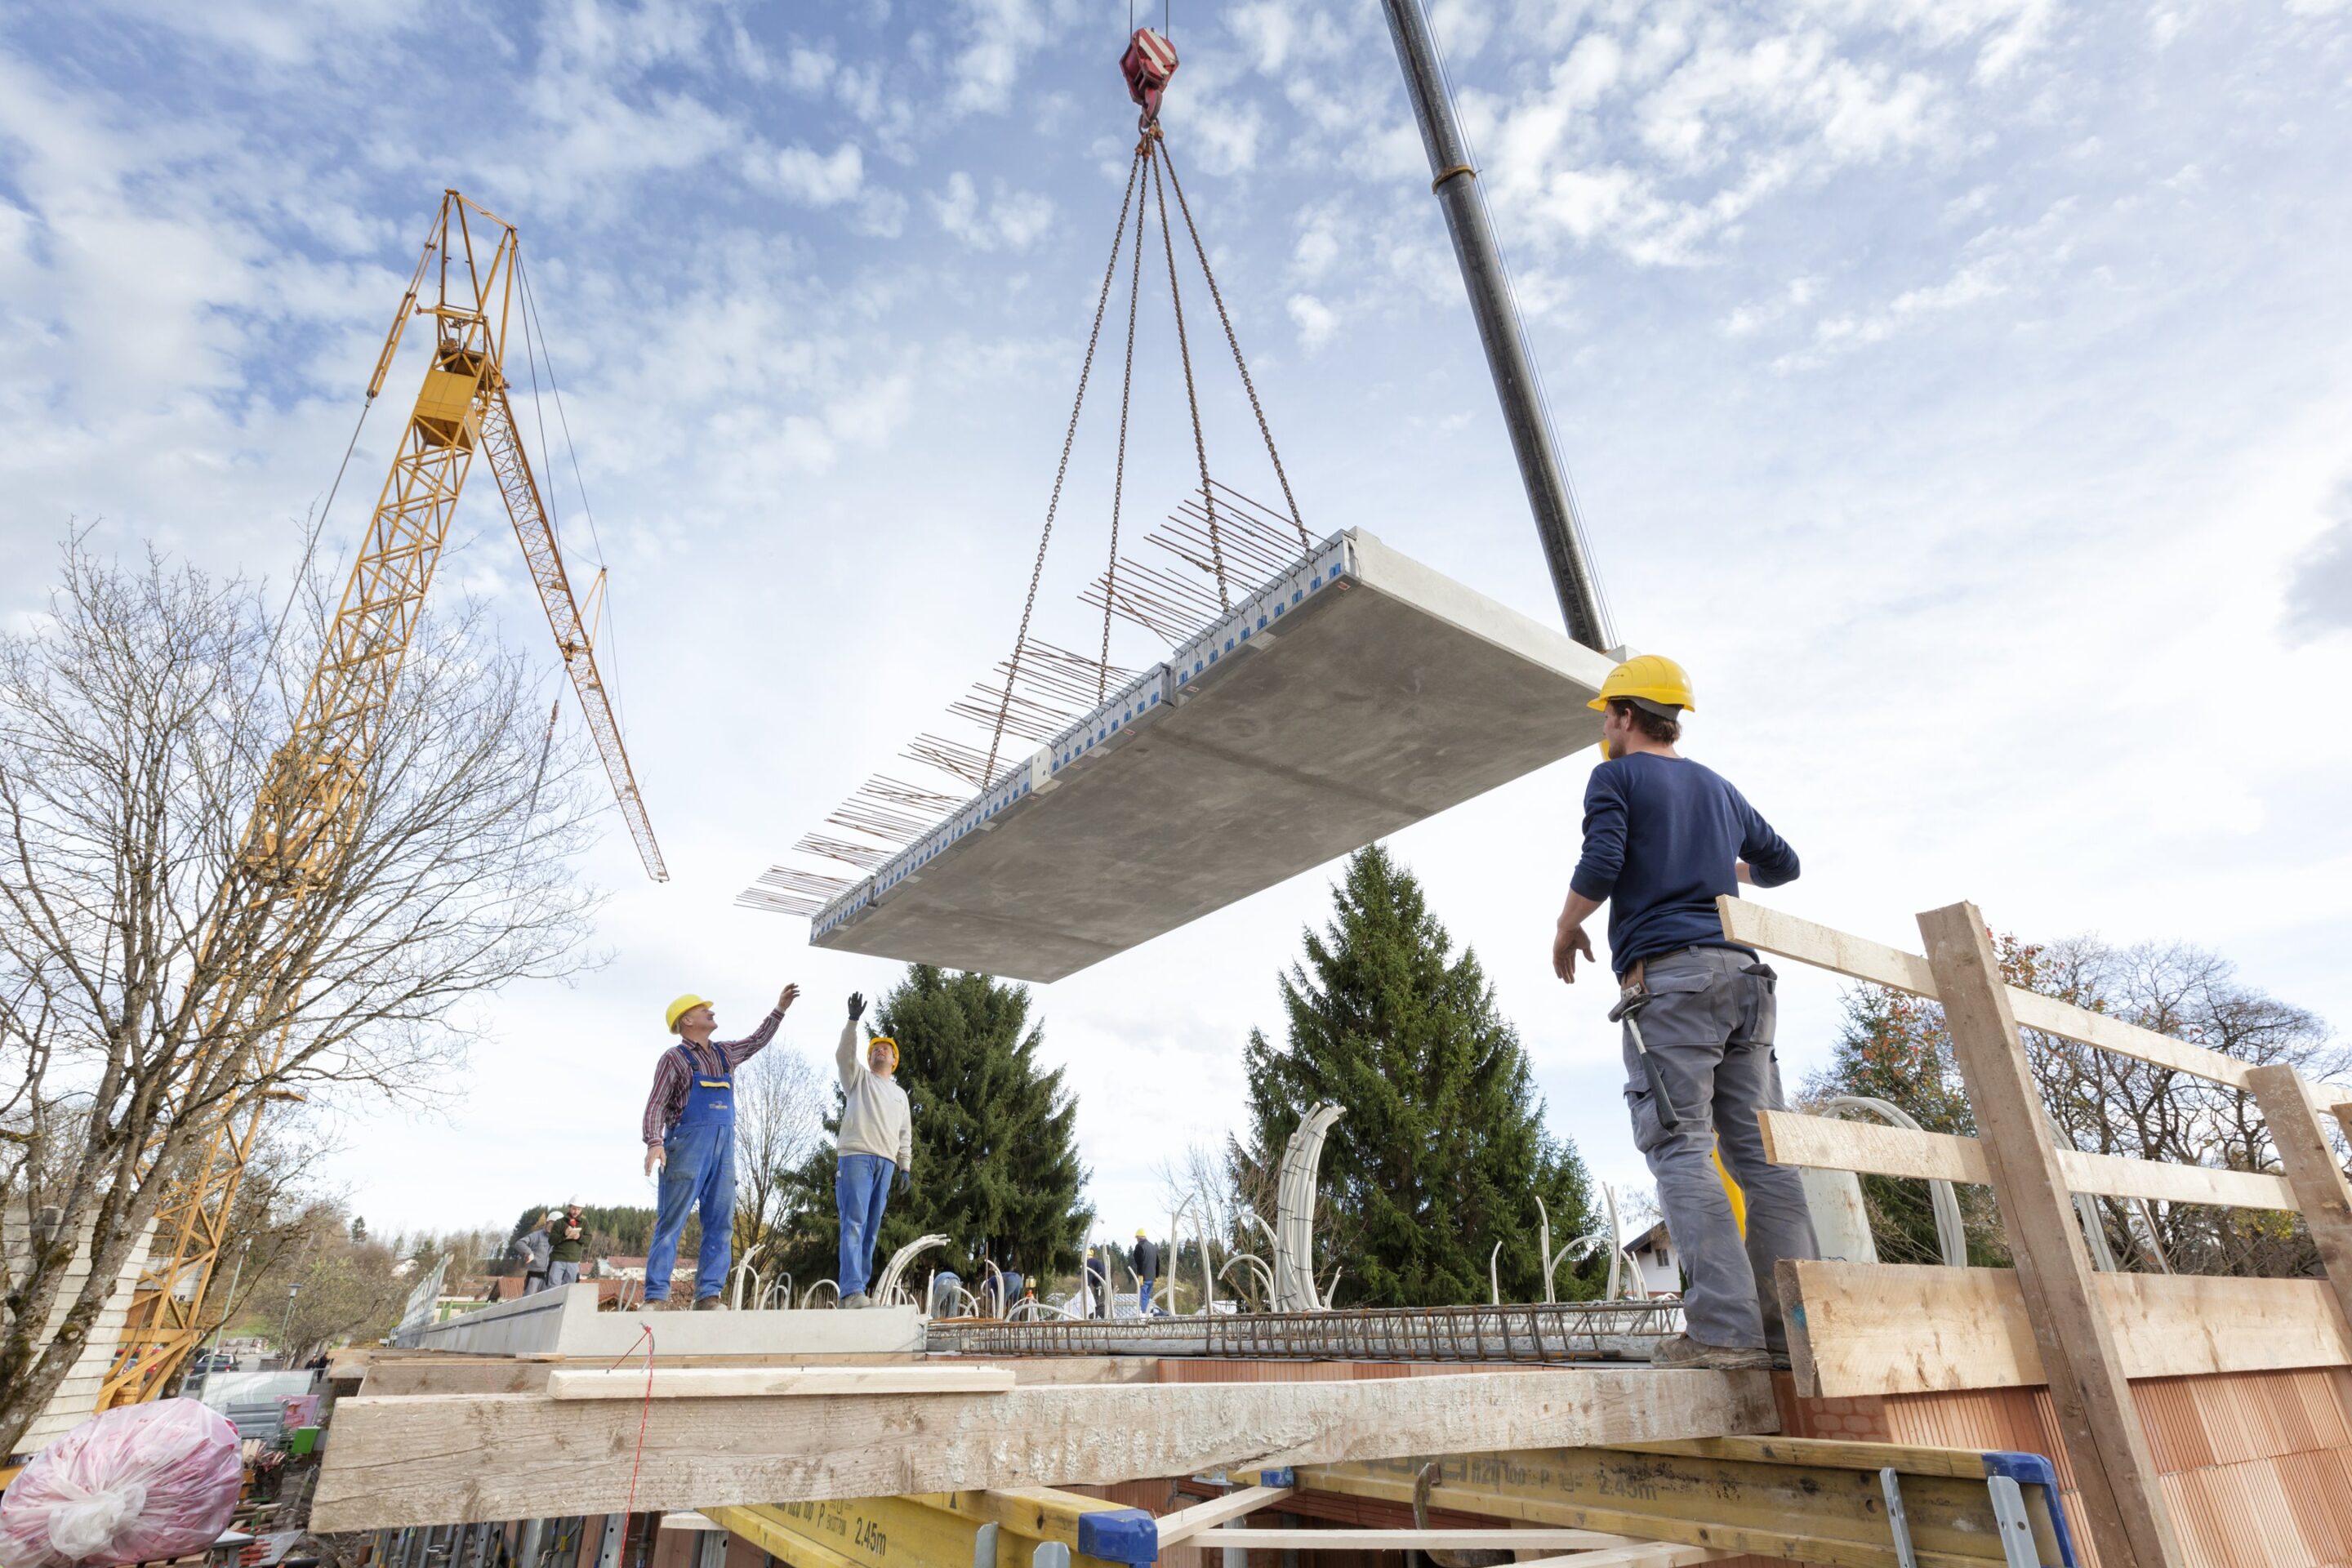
1239, 845, 1597, 1307
778, 967, 1091, 1293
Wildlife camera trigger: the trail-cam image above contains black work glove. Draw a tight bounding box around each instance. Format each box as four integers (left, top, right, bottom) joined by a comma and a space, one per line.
894, 1165, 912, 1196
848, 991, 866, 1022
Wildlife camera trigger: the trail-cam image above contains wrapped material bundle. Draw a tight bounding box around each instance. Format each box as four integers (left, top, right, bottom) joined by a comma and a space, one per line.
0, 1399, 241, 1568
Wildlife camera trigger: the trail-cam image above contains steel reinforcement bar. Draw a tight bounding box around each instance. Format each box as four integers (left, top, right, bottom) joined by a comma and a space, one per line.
929, 1300, 1684, 1362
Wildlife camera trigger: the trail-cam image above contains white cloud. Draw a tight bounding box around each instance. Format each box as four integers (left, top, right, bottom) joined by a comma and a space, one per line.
90, 0, 416, 67
1777, 257, 2005, 368
756, 142, 866, 208
1287, 292, 1339, 351
931, 172, 1054, 252
786, 47, 836, 94
1291, 206, 1344, 281
1722, 276, 1819, 338
1231, 2, 1348, 73
948, 0, 1052, 114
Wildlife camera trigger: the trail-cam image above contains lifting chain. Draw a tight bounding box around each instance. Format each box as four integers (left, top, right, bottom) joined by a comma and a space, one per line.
982, 30, 1307, 776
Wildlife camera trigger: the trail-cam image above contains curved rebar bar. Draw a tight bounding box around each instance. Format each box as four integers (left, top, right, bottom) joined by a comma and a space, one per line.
1820, 1094, 1967, 1268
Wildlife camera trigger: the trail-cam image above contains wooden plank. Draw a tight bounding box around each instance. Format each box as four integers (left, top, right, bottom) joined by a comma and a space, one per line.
1918, 902, 2179, 1567
2247, 1063, 2352, 1336
1722, 898, 2255, 1089
1758, 1110, 2301, 1211
1516, 1547, 1727, 1568
1151, 1486, 1293, 1545
358, 1356, 1135, 1397
1292, 1446, 2067, 1568
1774, 1261, 1820, 1398
1613, 1436, 1998, 1481
1204, 1529, 1628, 1550
707, 1494, 1128, 1568
310, 1366, 1774, 1531
546, 1365, 1014, 1399
1761, 1109, 1988, 1185
703, 1506, 873, 1568
911, 1486, 1154, 1556
1784, 1258, 2352, 1394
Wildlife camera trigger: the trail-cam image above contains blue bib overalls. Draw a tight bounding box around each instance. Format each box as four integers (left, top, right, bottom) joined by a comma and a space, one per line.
646, 1046, 737, 1303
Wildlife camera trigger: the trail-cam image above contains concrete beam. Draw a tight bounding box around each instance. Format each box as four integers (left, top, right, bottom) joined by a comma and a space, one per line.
394, 1285, 924, 1357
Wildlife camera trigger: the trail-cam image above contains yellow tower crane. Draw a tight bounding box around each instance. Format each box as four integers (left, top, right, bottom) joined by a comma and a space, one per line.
95, 190, 662, 1409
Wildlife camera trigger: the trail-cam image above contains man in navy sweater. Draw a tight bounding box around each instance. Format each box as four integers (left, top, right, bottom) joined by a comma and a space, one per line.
1552, 655, 1819, 1370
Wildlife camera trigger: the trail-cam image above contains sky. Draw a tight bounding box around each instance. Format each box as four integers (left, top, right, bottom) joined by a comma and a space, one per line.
3, 0, 2350, 1266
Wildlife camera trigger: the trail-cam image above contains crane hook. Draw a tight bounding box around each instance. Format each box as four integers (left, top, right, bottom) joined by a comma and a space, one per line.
1120, 26, 1178, 132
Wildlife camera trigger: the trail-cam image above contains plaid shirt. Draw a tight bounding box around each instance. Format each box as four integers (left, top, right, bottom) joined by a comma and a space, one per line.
641, 1009, 783, 1145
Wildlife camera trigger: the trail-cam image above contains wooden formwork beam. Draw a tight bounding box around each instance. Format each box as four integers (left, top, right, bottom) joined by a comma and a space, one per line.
1265, 1436, 2074, 1568
2246, 1063, 2352, 1336
1918, 902, 2180, 1568
1775, 1258, 2352, 1396
310, 1366, 1776, 1531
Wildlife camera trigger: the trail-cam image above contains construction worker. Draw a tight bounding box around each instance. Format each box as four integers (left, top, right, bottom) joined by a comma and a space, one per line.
546, 1201, 587, 1290
642, 982, 801, 1309
512, 1213, 553, 1295
835, 991, 913, 1309
1084, 1249, 1111, 1319
1130, 1229, 1160, 1315
1551, 655, 1818, 1371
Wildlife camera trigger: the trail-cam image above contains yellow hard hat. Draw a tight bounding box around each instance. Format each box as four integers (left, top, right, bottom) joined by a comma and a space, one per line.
1135, 1228, 1147, 1239
868, 1035, 899, 1071
665, 993, 714, 1032
1588, 653, 1695, 715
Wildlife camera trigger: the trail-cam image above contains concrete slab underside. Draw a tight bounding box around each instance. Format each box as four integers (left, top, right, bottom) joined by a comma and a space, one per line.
813, 532, 1615, 981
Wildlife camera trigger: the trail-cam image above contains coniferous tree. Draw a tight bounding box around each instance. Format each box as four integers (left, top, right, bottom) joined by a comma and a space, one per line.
777, 967, 1091, 1294
1238, 845, 1597, 1307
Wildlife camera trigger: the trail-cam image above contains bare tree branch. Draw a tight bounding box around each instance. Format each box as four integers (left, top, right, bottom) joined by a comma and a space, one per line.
1, 532, 605, 1454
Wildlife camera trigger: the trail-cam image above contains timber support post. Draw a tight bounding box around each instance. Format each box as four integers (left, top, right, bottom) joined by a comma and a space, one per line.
2247, 1062, 2352, 1333
1916, 902, 2182, 1568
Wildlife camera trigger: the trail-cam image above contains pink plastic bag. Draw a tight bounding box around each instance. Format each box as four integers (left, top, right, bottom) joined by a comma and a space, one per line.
0, 1399, 241, 1568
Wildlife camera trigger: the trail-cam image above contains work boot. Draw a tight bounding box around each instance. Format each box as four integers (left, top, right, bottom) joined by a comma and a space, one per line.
1649, 1334, 1773, 1371
694, 1295, 727, 1311
840, 1292, 870, 1310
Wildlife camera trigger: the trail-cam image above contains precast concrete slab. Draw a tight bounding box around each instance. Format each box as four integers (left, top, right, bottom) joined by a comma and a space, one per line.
809, 529, 1615, 981
395, 1284, 924, 1356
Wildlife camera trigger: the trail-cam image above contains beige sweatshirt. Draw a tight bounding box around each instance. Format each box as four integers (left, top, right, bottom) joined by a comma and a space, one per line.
836, 1019, 913, 1168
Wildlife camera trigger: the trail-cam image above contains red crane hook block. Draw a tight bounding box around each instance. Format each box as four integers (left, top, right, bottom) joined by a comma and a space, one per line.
1121, 26, 1178, 130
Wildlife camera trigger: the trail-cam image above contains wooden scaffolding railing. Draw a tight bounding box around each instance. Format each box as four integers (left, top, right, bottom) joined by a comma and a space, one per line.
1725, 896, 2352, 1568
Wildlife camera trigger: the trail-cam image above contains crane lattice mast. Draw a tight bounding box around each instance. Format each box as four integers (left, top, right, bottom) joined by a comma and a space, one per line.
96, 190, 661, 1410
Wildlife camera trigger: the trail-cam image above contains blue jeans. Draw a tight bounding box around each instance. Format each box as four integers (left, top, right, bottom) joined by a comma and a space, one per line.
648, 1120, 735, 1302
1138, 1278, 1154, 1314
836, 1152, 896, 1298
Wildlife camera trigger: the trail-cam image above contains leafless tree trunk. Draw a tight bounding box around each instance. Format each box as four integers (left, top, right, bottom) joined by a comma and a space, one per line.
0, 532, 603, 1454
731, 1047, 826, 1302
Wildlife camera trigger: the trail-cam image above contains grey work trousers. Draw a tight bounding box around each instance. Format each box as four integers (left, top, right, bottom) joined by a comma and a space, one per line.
1621, 946, 1820, 1351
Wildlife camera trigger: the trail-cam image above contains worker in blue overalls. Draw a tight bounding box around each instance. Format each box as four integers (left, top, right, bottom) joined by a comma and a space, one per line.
641, 984, 798, 1309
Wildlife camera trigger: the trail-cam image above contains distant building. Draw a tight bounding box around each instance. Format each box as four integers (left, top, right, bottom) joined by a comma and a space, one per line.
1626, 1220, 1682, 1297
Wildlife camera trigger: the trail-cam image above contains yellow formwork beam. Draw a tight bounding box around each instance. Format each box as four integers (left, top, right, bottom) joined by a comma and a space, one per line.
706, 1489, 1154, 1568
1245, 1437, 2077, 1568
